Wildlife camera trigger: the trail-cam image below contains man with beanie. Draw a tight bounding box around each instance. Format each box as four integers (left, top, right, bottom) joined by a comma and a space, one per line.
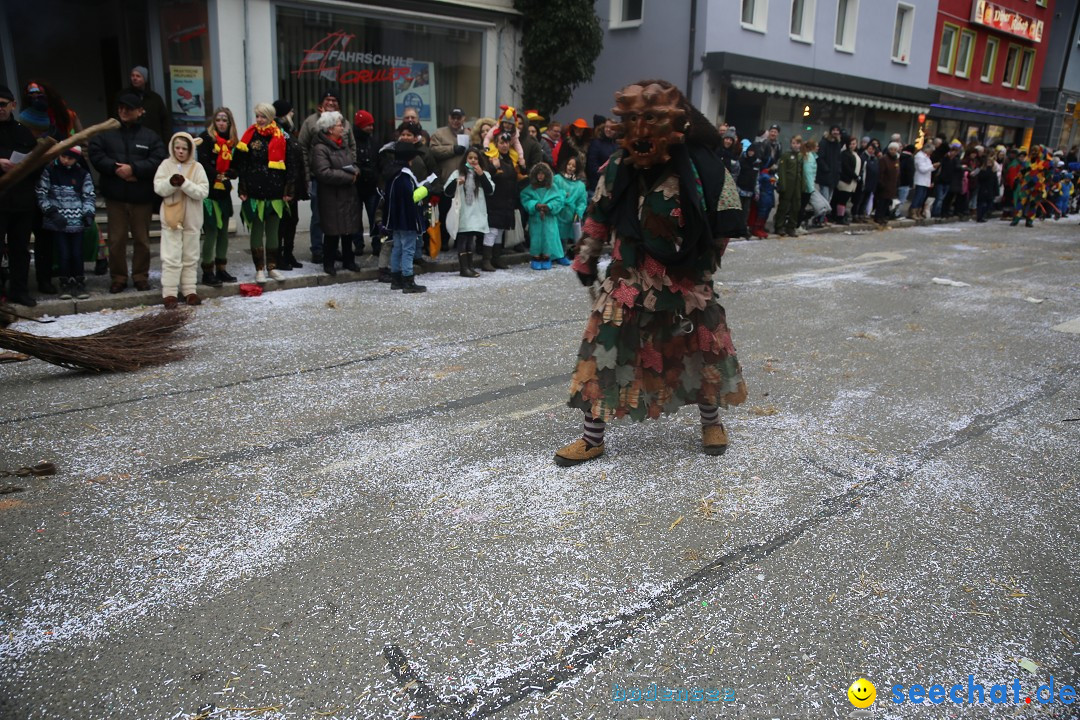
352, 109, 382, 257
89, 94, 167, 293
0, 85, 43, 306
430, 108, 468, 253
113, 66, 171, 142
298, 89, 355, 264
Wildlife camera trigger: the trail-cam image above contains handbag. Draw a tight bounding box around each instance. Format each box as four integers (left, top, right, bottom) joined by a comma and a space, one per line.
161, 163, 197, 230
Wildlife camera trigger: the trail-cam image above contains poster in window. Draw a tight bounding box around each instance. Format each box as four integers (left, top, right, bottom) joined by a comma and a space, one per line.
170, 65, 205, 118
394, 61, 436, 126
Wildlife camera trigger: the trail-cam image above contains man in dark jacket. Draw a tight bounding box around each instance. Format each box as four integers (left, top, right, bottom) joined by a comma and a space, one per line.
89, 94, 167, 293
875, 142, 900, 223
585, 118, 618, 194
815, 125, 842, 206
897, 144, 915, 216
0, 85, 43, 306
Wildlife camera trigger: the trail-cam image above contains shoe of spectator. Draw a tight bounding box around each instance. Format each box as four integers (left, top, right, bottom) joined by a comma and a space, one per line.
268, 268, 285, 281
110, 282, 126, 294
255, 269, 267, 284
10, 292, 37, 307
163, 295, 179, 309
185, 293, 202, 306
311, 252, 323, 264
94, 259, 108, 276
74, 279, 89, 300
59, 278, 73, 300
134, 280, 150, 292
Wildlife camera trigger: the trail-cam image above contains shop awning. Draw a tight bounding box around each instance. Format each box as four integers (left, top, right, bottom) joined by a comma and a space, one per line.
730, 75, 930, 115
928, 85, 1056, 122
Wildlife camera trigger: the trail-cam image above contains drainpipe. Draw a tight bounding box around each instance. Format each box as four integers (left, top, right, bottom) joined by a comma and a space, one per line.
686, 0, 698, 99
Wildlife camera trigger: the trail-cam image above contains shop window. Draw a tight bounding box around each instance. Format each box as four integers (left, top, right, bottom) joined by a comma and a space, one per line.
276, 6, 483, 138
892, 4, 914, 63
1002, 44, 1021, 87
791, 0, 815, 43
742, 0, 768, 33
937, 23, 959, 74
158, 0, 213, 135
610, 0, 643, 29
954, 29, 976, 78
980, 37, 998, 83
1017, 48, 1035, 90
985, 124, 1004, 147
834, 0, 858, 52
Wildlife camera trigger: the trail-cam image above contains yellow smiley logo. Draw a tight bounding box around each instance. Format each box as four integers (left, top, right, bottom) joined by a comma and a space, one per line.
848, 678, 876, 708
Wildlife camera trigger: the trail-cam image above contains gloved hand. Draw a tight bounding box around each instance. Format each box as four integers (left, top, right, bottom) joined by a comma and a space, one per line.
44, 207, 62, 223
82, 212, 96, 227
170, 174, 185, 187
453, 145, 466, 156
225, 168, 238, 180
412, 186, 429, 203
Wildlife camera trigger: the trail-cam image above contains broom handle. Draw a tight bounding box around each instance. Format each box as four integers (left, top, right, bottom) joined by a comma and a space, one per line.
0, 119, 121, 195
2, 308, 55, 324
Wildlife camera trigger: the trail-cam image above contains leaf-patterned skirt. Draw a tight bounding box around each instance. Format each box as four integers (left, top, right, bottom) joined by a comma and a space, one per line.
567, 261, 747, 422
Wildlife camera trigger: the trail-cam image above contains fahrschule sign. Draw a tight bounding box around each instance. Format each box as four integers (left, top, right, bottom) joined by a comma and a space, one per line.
292, 30, 415, 84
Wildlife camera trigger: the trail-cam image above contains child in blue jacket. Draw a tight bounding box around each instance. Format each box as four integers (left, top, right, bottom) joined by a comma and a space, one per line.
384, 141, 429, 293
553, 154, 588, 265
520, 162, 566, 270
36, 146, 96, 299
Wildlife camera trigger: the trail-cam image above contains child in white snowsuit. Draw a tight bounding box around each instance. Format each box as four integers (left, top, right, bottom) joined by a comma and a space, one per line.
154, 131, 210, 307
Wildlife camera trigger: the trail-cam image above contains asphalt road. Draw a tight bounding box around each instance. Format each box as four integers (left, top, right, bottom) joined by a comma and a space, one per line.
1, 217, 1078, 720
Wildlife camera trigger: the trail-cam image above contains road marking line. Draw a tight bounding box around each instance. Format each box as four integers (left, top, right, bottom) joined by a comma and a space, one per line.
1051, 316, 1080, 334
762, 251, 907, 283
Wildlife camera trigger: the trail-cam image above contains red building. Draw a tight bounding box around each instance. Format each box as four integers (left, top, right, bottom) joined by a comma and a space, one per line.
927, 0, 1054, 148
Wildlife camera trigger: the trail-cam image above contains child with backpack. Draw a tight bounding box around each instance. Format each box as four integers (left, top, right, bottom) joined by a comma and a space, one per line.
36, 146, 96, 299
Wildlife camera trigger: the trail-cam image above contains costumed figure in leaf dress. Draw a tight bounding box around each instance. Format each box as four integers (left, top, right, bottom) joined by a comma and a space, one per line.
1010, 145, 1051, 228
554, 80, 748, 466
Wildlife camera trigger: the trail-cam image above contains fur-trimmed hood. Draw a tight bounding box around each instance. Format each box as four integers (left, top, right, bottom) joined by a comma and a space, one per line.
528, 161, 553, 188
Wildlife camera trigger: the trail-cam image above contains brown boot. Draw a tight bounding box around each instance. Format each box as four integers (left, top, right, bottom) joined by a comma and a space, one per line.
185, 293, 202, 306
702, 423, 729, 456
553, 439, 605, 467
162, 295, 179, 309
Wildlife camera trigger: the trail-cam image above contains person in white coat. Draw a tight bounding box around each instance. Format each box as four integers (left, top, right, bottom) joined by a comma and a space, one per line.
910, 144, 934, 219
443, 146, 494, 277
154, 131, 210, 307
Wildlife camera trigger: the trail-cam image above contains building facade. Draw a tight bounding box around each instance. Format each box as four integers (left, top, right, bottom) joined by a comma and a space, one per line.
563, 0, 938, 147
1035, 0, 1080, 151
0, 0, 522, 144
928, 0, 1054, 149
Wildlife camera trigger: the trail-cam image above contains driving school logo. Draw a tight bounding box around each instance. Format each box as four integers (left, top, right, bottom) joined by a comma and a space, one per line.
293, 30, 412, 85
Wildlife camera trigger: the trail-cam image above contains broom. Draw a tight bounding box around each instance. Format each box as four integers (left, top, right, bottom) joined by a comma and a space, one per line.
0, 306, 192, 372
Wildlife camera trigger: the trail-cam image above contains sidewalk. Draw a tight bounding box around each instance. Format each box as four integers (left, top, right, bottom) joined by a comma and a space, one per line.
14, 214, 967, 319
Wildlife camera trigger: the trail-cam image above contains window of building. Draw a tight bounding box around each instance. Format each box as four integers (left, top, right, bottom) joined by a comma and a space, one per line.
791, 0, 816, 42
954, 29, 976, 78
937, 23, 959, 73
892, 3, 914, 63
834, 0, 858, 52
742, 0, 768, 32
980, 36, 999, 82
159, 0, 214, 136
1036, 0, 1048, 7
610, 0, 644, 29
1002, 44, 1021, 87
275, 6, 484, 137
1016, 48, 1036, 90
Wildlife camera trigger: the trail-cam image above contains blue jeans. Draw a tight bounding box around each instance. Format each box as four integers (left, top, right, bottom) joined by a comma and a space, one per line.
931, 183, 950, 217
390, 229, 417, 277
308, 180, 323, 255
54, 230, 83, 278
910, 185, 929, 215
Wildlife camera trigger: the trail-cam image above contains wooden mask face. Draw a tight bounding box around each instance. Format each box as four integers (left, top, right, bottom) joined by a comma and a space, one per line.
612, 83, 686, 169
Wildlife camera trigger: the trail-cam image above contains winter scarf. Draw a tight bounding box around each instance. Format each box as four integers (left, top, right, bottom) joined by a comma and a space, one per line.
236, 122, 285, 170
212, 133, 234, 190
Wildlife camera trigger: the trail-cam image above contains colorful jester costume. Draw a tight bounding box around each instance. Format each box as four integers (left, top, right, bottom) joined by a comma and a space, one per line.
1012, 145, 1051, 227
554, 80, 748, 467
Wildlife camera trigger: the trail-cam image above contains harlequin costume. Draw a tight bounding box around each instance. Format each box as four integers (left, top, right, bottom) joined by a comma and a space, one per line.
1011, 145, 1051, 228
555, 80, 748, 467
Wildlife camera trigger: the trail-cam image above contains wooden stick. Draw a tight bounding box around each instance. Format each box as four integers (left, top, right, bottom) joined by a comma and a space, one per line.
0, 118, 120, 194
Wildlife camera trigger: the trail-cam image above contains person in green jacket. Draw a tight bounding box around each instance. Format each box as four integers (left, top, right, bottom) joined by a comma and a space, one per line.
774, 135, 803, 237
553, 153, 588, 265
520, 162, 565, 269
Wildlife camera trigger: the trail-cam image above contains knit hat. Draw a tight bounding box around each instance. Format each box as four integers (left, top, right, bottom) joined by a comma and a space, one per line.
62, 145, 83, 158
18, 107, 50, 131
319, 89, 340, 104
723, 126, 737, 140
0, 86, 13, 102
353, 109, 374, 129
393, 140, 419, 160
272, 99, 293, 118
132, 65, 150, 82
593, 114, 606, 128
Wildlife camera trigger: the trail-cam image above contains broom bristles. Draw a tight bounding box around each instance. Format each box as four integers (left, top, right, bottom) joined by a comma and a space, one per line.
0, 308, 193, 372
